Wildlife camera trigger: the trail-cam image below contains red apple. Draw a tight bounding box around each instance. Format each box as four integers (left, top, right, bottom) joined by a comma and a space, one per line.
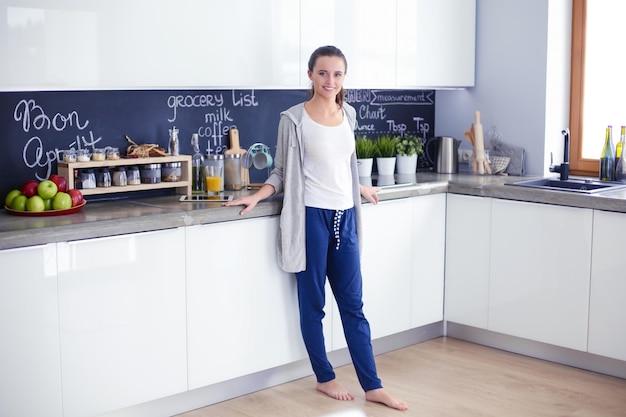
21, 180, 39, 197
49, 174, 68, 193
67, 189, 84, 207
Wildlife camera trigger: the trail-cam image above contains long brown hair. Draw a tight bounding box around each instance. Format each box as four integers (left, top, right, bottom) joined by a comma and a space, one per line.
307, 45, 347, 107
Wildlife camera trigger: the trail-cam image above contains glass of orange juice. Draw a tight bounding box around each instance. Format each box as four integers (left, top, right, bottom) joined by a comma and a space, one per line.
205, 165, 223, 195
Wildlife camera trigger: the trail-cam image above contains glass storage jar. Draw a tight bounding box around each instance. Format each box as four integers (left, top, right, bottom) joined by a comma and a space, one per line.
162, 162, 182, 182
112, 166, 127, 186
107, 147, 120, 160
79, 169, 96, 189
96, 168, 112, 188
77, 149, 91, 162
224, 153, 242, 190
140, 163, 161, 184
127, 166, 141, 185
92, 148, 106, 161
62, 149, 77, 163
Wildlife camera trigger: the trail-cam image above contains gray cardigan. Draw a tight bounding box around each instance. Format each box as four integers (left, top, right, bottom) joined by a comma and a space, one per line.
265, 102, 363, 273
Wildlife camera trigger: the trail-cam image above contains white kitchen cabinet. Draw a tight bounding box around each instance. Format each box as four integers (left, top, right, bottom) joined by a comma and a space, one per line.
444, 194, 491, 329
588, 210, 626, 361
56, 228, 187, 417
489, 199, 592, 351
185, 217, 308, 389
410, 193, 446, 327
332, 198, 414, 350
301, 0, 475, 88
301, 0, 397, 88
0, 244, 62, 417
397, 0, 476, 87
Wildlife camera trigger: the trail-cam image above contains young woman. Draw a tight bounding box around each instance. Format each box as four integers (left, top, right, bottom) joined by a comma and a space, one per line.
224, 45, 408, 411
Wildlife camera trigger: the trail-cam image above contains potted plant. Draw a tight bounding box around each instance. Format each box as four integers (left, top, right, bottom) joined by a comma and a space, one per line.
355, 135, 378, 177
395, 134, 424, 174
375, 134, 397, 176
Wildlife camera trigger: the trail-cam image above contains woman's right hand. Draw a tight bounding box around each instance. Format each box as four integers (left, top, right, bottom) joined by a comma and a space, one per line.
223, 194, 260, 216
223, 183, 276, 215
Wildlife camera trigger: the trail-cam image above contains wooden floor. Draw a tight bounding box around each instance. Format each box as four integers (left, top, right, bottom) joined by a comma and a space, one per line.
177, 337, 626, 417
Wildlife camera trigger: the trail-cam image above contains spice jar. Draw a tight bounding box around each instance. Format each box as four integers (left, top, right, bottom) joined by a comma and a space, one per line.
140, 163, 161, 184
92, 148, 106, 161
96, 168, 112, 188
112, 166, 127, 186
80, 169, 96, 189
205, 154, 224, 191
162, 162, 182, 182
77, 149, 91, 162
127, 166, 141, 185
224, 153, 242, 191
62, 149, 77, 163
107, 147, 120, 160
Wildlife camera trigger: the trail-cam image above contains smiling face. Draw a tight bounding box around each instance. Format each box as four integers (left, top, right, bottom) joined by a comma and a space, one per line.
308, 55, 346, 101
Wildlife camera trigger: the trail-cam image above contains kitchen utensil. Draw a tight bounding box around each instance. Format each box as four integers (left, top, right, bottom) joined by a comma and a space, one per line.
425, 136, 461, 173
474, 111, 489, 174
490, 155, 510, 175
225, 128, 250, 186
248, 143, 273, 170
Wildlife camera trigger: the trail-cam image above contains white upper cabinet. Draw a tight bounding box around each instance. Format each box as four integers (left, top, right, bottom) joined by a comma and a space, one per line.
1, 0, 474, 90
300, 0, 398, 88
397, 0, 476, 87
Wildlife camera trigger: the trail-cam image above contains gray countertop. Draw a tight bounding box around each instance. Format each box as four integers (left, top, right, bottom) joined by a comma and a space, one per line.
2, 172, 626, 250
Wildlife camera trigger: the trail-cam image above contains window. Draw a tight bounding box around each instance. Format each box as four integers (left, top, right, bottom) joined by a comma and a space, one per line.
570, 0, 626, 176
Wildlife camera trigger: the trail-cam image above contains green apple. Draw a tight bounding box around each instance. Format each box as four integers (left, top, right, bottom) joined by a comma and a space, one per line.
43, 198, 53, 211
26, 195, 45, 212
37, 179, 58, 200
52, 192, 72, 210
10, 194, 28, 211
5, 189, 22, 207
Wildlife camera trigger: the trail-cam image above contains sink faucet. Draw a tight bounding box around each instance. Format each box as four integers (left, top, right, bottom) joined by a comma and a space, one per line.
550, 128, 570, 180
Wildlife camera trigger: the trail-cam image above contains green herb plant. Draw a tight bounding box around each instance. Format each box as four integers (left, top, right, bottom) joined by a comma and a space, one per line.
355, 135, 378, 159
375, 134, 397, 158
395, 134, 424, 156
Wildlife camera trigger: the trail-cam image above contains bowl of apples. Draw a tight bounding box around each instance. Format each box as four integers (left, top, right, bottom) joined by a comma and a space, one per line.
4, 175, 86, 217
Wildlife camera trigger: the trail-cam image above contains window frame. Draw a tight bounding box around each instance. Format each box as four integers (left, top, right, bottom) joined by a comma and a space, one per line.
569, 0, 599, 176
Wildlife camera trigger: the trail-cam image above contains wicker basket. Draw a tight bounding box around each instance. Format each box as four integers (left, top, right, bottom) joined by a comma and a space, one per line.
490, 156, 511, 175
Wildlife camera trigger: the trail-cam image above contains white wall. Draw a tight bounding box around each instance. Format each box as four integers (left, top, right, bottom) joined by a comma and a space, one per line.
435, 0, 572, 176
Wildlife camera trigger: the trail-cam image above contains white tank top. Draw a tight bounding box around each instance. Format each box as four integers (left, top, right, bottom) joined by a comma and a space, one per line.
302, 109, 354, 210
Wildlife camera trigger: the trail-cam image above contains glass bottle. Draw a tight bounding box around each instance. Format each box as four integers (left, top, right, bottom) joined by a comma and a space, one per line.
191, 133, 205, 193
599, 125, 615, 181
169, 126, 180, 156
615, 125, 626, 181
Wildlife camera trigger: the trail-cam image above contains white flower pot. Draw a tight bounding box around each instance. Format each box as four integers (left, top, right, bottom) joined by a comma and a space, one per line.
376, 157, 396, 176
396, 154, 418, 174
357, 158, 374, 177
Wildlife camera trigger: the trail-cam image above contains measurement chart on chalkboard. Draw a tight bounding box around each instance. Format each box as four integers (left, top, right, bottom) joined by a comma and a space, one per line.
0, 88, 434, 196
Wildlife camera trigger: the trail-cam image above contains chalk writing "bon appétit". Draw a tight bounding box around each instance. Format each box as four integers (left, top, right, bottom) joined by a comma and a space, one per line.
13, 99, 100, 180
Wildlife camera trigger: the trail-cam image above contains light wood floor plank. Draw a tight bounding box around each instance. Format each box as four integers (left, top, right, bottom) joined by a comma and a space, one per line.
177, 337, 626, 417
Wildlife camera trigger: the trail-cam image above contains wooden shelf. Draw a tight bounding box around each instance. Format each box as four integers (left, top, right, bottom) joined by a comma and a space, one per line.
58, 155, 192, 197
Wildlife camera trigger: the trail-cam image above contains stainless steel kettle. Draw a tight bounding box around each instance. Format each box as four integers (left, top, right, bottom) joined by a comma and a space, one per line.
426, 136, 461, 173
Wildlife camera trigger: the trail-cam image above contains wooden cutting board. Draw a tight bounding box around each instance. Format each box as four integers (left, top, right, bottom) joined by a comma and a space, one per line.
225, 128, 250, 186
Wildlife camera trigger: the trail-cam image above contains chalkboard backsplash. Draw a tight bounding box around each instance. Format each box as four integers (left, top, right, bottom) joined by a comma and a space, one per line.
0, 89, 434, 198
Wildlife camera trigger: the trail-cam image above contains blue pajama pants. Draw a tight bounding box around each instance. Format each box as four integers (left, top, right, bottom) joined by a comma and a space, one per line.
295, 206, 382, 392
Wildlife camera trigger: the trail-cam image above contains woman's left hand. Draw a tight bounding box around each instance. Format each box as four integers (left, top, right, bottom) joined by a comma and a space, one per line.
360, 184, 381, 204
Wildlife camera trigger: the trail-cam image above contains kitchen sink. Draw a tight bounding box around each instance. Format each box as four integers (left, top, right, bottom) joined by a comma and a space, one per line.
507, 177, 626, 194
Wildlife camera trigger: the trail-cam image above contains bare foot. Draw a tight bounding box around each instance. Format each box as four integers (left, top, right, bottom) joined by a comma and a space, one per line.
316, 380, 355, 401
365, 388, 408, 411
